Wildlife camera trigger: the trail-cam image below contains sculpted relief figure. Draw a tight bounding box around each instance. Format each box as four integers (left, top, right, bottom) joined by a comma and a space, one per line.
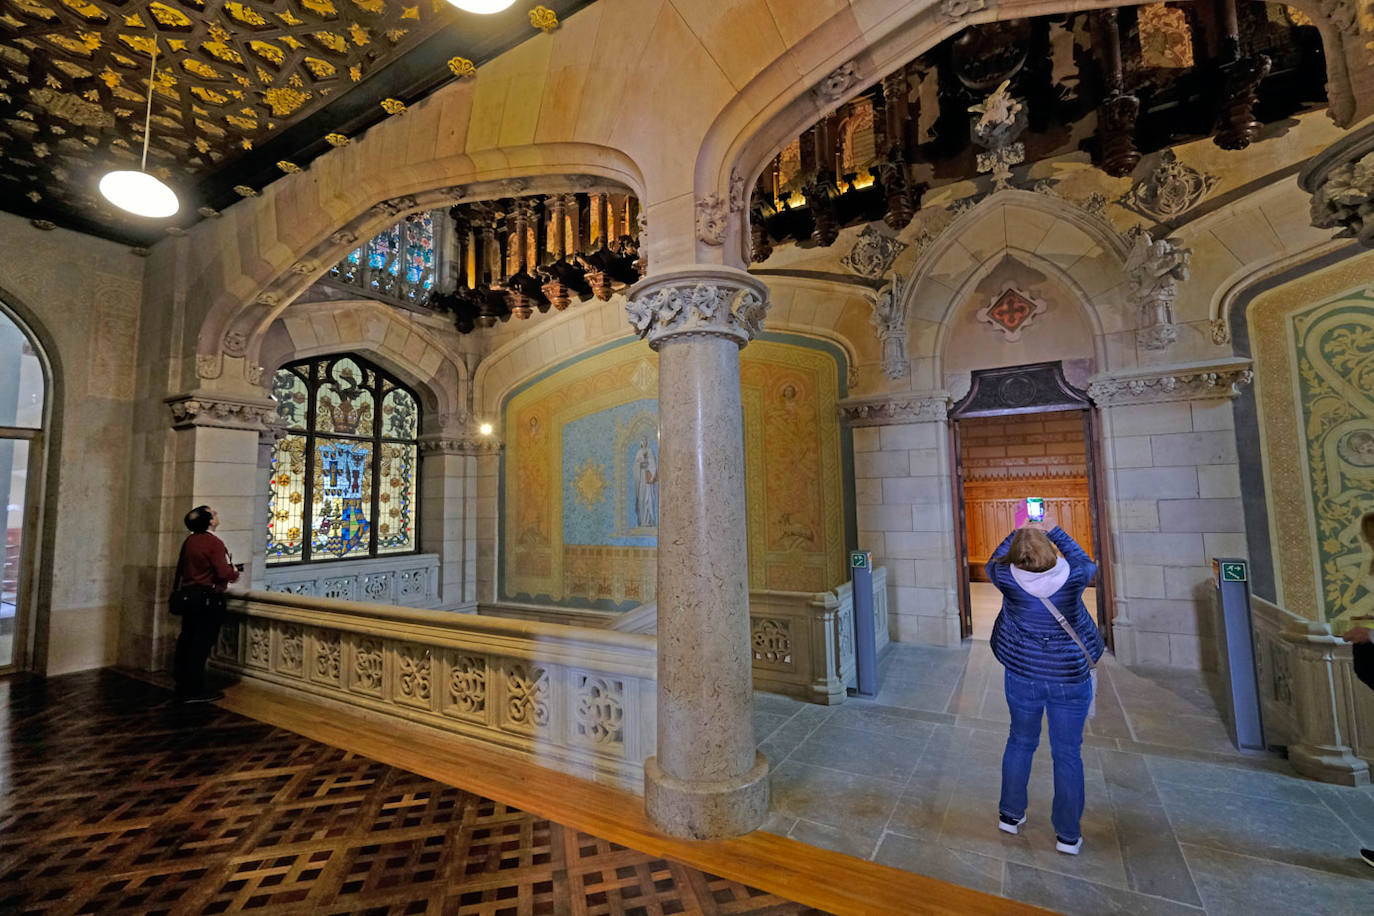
1124, 226, 1191, 350
633, 437, 658, 528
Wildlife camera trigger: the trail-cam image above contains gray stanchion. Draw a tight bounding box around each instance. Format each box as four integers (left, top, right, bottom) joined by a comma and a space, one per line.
1213, 558, 1265, 750
850, 550, 877, 698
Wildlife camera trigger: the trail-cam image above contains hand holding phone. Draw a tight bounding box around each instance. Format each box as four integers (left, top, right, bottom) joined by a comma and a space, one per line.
1025, 497, 1046, 523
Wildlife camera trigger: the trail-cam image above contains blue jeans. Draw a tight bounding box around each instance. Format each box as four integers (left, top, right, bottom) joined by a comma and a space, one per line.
999, 670, 1093, 841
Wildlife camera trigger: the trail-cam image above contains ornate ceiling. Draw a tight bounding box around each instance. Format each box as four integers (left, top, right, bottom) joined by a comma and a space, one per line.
0, 0, 591, 244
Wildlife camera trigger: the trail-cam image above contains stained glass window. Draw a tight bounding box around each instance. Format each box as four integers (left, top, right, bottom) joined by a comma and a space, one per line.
327, 211, 438, 304
266, 354, 420, 565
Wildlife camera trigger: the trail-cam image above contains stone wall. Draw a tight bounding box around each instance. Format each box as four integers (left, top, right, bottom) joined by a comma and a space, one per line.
0, 213, 144, 674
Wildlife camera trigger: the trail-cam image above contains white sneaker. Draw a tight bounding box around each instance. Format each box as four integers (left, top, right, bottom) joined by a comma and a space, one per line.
998, 813, 1026, 835
1056, 835, 1083, 855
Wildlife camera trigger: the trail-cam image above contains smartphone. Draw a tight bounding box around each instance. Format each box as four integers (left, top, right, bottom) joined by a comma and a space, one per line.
1025, 498, 1045, 522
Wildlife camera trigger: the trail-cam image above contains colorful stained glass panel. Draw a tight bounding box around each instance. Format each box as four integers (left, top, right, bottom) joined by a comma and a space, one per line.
404, 212, 434, 289
376, 442, 417, 554
381, 387, 418, 440
270, 369, 310, 431
312, 437, 374, 560
316, 358, 374, 437
266, 434, 307, 564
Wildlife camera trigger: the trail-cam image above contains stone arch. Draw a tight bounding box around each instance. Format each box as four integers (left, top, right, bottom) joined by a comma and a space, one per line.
694, 0, 1362, 267
187, 141, 645, 385
258, 300, 471, 434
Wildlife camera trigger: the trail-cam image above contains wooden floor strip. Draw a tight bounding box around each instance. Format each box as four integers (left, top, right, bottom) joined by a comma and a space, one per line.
218, 678, 1051, 916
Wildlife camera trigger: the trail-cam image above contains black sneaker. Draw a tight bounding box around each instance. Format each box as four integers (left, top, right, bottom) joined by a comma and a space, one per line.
1056, 835, 1083, 855
998, 813, 1026, 835
1361, 848, 1374, 868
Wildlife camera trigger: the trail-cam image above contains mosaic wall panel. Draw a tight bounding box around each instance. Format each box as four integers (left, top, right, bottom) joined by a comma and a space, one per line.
501, 338, 847, 610
1252, 256, 1374, 627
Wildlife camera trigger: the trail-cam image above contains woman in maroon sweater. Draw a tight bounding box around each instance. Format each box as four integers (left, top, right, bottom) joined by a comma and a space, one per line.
173, 505, 239, 703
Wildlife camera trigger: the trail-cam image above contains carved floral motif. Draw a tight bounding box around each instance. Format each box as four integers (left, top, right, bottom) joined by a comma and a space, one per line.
248, 622, 270, 667
167, 395, 275, 430
727, 167, 747, 213
398, 645, 432, 703
504, 662, 550, 729
814, 60, 859, 103
751, 617, 793, 668
838, 393, 950, 426
315, 631, 342, 684
938, 0, 986, 22
448, 655, 487, 717
1307, 150, 1374, 248
1086, 362, 1254, 405
1120, 150, 1218, 222
279, 624, 304, 675
625, 278, 769, 348
841, 225, 908, 279
976, 285, 1048, 342
354, 638, 384, 693
574, 675, 624, 746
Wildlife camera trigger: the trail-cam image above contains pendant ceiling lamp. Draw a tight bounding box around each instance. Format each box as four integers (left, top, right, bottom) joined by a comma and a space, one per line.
445, 0, 516, 12
99, 40, 179, 219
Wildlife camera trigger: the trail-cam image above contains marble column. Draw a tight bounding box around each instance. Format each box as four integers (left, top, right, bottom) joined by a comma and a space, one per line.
418, 430, 499, 611
626, 265, 771, 839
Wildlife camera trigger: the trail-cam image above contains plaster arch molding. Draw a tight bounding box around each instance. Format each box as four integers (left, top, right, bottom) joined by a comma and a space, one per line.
260, 300, 473, 434
190, 141, 645, 385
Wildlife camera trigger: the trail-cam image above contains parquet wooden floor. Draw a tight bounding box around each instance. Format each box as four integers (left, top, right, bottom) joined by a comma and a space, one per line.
0, 670, 828, 916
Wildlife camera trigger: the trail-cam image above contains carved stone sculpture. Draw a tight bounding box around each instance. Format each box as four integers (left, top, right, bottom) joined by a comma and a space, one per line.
869, 279, 909, 380
695, 194, 727, 246
938, 0, 986, 21
1304, 148, 1374, 247
625, 272, 769, 350
969, 81, 1027, 191
841, 225, 908, 279
1121, 150, 1218, 222
1124, 226, 1191, 351
814, 61, 859, 104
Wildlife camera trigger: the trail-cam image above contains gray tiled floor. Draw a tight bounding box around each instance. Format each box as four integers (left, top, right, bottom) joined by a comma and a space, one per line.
757, 641, 1374, 915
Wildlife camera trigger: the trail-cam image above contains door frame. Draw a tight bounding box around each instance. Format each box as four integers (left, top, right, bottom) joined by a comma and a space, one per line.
948, 361, 1114, 646
0, 426, 42, 675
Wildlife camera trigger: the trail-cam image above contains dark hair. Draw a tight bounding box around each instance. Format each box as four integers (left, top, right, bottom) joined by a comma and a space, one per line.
184, 505, 213, 533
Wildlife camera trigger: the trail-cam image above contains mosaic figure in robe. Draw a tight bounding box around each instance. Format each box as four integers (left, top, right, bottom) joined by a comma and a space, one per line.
634, 437, 657, 528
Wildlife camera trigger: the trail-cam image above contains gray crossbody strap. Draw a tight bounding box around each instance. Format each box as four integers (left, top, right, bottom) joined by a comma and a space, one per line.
1037, 596, 1096, 670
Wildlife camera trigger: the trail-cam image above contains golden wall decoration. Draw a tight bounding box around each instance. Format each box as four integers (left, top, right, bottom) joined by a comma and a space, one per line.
380, 98, 407, 115
529, 6, 558, 33
1251, 251, 1374, 627
448, 57, 476, 78
501, 339, 848, 610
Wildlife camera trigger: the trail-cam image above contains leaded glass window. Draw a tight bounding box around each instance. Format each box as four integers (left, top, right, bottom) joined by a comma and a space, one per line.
329, 212, 437, 304
267, 355, 421, 565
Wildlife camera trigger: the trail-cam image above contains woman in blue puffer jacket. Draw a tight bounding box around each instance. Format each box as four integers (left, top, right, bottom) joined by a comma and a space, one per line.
987, 516, 1105, 856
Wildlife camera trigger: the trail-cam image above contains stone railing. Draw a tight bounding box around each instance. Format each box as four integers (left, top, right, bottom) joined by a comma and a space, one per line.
213, 590, 657, 791
263, 554, 441, 609
1250, 596, 1372, 785
749, 567, 889, 705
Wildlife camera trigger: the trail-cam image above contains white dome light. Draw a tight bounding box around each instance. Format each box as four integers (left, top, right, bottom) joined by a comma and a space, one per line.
479, 422, 494, 436
99, 170, 180, 218
446, 0, 516, 12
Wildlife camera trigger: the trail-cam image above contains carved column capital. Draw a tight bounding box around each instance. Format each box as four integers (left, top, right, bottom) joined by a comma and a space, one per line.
625, 267, 770, 350
1086, 358, 1253, 406
166, 392, 277, 431
418, 433, 502, 456
1299, 121, 1374, 248
837, 391, 951, 427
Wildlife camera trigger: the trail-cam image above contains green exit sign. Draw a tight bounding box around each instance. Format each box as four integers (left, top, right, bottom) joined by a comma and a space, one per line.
850, 551, 870, 570
1220, 561, 1247, 583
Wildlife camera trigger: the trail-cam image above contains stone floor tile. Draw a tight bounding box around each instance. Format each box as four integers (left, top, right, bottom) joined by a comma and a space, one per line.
874, 832, 1005, 898
1311, 782, 1374, 847
769, 759, 904, 835
787, 724, 927, 783
1002, 860, 1204, 916
822, 703, 940, 741
787, 817, 883, 861
754, 691, 808, 718
1181, 843, 1370, 916
1144, 755, 1323, 806
1157, 783, 1367, 879
1106, 798, 1201, 906
754, 711, 791, 744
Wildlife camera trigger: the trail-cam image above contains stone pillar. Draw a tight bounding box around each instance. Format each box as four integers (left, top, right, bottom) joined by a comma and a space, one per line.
1088, 360, 1254, 669
625, 265, 771, 839
419, 430, 499, 611
838, 392, 961, 646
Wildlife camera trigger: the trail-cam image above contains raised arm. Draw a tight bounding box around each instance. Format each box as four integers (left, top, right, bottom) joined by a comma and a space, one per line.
1047, 526, 1096, 585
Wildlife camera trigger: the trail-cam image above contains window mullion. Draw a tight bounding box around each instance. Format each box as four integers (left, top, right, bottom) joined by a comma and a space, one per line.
302, 362, 318, 563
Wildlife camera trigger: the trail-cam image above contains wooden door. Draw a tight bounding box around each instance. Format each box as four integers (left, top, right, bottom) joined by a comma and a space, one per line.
1083, 409, 1115, 649
949, 421, 972, 639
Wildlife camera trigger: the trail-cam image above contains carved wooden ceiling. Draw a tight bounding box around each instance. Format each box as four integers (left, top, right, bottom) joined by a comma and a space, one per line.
0, 0, 592, 244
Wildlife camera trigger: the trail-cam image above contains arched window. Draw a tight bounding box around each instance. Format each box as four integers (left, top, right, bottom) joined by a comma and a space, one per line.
267, 355, 421, 565
0, 304, 45, 672
331, 211, 437, 305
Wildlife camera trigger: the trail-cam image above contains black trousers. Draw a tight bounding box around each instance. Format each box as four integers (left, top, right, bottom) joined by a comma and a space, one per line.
173, 593, 226, 697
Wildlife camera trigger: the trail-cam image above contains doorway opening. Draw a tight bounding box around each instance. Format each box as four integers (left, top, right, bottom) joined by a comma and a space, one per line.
0, 303, 46, 673
948, 362, 1114, 646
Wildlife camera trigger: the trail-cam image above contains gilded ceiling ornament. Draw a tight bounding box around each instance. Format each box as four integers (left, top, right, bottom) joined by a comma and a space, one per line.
166, 227, 186, 237
197, 206, 221, 219
324, 132, 350, 147
27, 87, 115, 128
380, 98, 406, 115
25, 190, 40, 202
448, 57, 476, 78
277, 160, 302, 174
529, 5, 559, 32
30, 219, 55, 231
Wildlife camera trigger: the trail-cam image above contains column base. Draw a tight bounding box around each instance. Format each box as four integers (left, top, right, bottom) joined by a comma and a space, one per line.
1289, 743, 1371, 787
643, 752, 771, 839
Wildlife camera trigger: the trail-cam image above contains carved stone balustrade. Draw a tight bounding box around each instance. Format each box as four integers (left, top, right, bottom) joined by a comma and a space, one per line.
214, 590, 658, 791
263, 554, 441, 609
